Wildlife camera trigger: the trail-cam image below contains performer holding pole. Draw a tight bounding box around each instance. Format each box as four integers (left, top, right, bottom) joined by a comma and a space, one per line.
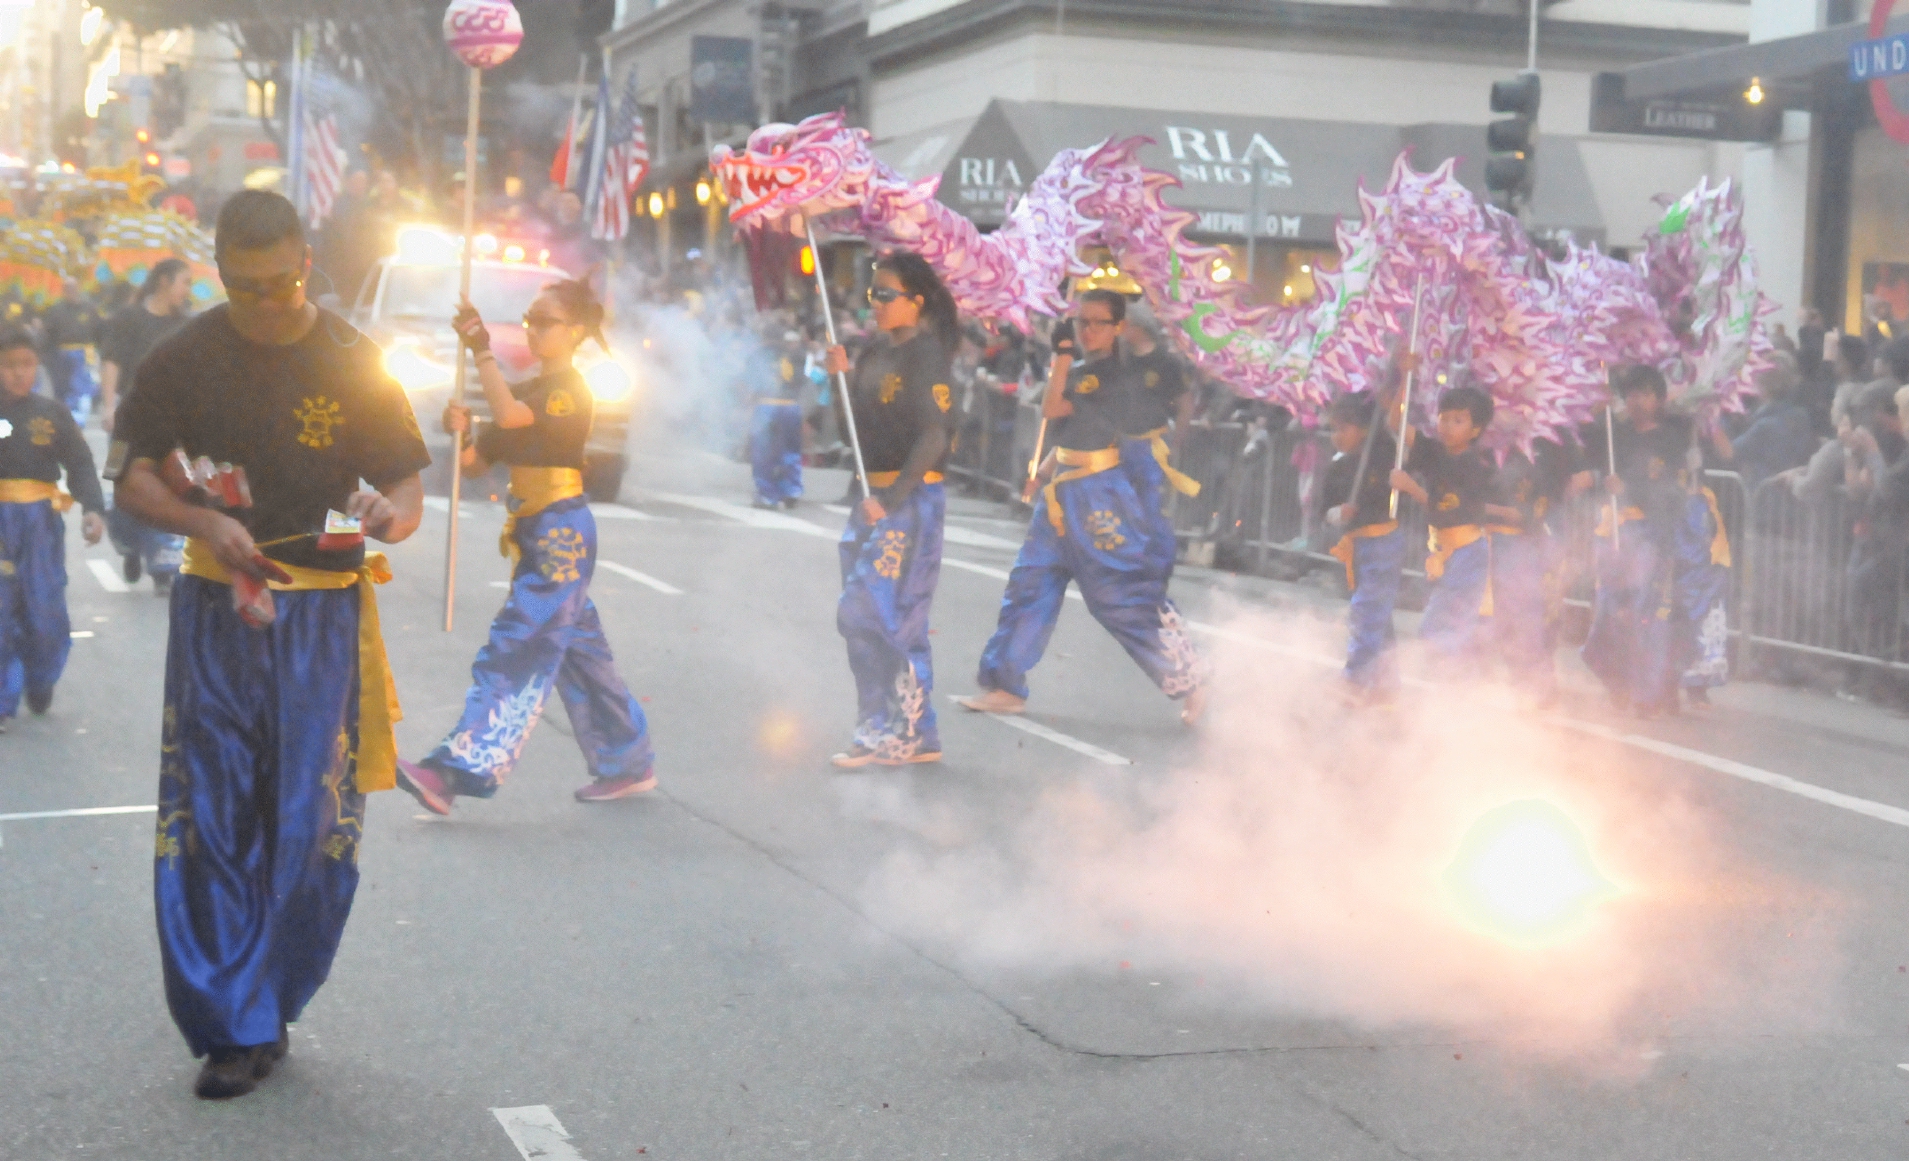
822, 252, 958, 767
439, 0, 524, 631
111, 191, 430, 1099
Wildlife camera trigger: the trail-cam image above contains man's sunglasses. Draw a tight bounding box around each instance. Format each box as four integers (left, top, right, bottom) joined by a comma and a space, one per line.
867, 286, 914, 306
219, 270, 305, 303
1076, 316, 1120, 329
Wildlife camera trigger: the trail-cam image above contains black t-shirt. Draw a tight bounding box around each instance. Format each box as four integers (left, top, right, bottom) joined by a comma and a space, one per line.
1490, 439, 1580, 530
113, 306, 432, 572
1610, 416, 1693, 530
1122, 348, 1190, 435
0, 390, 104, 512
1405, 438, 1495, 528
1322, 429, 1397, 532
1054, 353, 1134, 453
101, 304, 190, 375
476, 368, 593, 470
848, 331, 953, 475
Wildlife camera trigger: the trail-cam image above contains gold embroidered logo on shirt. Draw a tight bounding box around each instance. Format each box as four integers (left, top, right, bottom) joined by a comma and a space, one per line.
932, 383, 952, 413
879, 373, 903, 404
1076, 374, 1101, 395
1144, 370, 1161, 389
546, 389, 577, 418
779, 357, 796, 382
27, 417, 54, 446
295, 395, 344, 449
1437, 493, 1460, 512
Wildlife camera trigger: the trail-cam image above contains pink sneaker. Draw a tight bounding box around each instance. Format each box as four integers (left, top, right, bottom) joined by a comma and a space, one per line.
574, 772, 657, 802
395, 760, 454, 816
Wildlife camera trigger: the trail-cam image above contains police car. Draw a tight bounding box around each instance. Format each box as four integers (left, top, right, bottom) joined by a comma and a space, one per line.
349, 226, 635, 501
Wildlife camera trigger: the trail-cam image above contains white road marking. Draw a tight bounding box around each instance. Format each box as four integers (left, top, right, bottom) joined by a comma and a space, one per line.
421, 496, 487, 518
69, 630, 94, 639
598, 560, 683, 595
942, 557, 1082, 602
823, 504, 851, 515
492, 1105, 587, 1161
1176, 618, 1909, 834
85, 559, 130, 593
489, 581, 511, 589
942, 524, 1024, 551
645, 491, 838, 540
0, 804, 157, 823
949, 696, 1132, 766
588, 503, 664, 521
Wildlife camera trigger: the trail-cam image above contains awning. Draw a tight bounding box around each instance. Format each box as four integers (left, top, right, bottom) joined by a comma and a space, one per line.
875, 99, 1605, 247
1608, 13, 1909, 108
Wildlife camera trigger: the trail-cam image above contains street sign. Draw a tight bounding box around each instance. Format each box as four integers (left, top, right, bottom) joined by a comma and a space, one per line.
1851, 31, 1909, 83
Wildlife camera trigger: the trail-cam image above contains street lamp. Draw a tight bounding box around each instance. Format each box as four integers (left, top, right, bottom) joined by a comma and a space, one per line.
648, 192, 664, 218
695, 179, 711, 206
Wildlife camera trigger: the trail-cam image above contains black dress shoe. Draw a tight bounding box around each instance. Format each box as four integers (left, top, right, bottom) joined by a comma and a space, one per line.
194, 1049, 259, 1100
252, 1024, 290, 1079
122, 553, 142, 584
25, 687, 51, 715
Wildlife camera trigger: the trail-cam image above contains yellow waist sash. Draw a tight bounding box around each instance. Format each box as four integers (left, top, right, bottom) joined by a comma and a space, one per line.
1424, 523, 1485, 581
866, 470, 945, 489
180, 539, 401, 795
1328, 520, 1398, 589
1700, 487, 1732, 568
1128, 427, 1201, 498
501, 467, 585, 559
1594, 504, 1645, 540
1044, 446, 1122, 534
0, 479, 73, 511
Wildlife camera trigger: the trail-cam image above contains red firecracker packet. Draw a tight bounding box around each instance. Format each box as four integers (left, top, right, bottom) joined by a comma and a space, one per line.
317, 509, 364, 553
231, 554, 294, 629
160, 449, 202, 500
213, 463, 244, 508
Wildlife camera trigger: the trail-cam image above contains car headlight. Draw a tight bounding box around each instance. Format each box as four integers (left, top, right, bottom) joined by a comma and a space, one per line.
384, 342, 452, 392
583, 358, 634, 404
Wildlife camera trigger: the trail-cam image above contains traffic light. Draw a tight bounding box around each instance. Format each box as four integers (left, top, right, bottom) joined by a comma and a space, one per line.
1485, 71, 1540, 210
575, 0, 615, 49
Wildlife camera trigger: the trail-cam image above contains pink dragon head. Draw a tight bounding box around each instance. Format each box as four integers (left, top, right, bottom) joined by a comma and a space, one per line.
711, 112, 876, 227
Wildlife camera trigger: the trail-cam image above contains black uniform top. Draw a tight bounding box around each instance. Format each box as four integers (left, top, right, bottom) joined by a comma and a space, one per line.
847, 330, 953, 475
1322, 429, 1398, 533
0, 389, 105, 513
112, 306, 432, 572
1054, 352, 1135, 453
1490, 439, 1581, 531
476, 368, 593, 470
1121, 347, 1190, 436
100, 304, 190, 374
1609, 415, 1694, 530
1405, 437, 1495, 529
40, 299, 97, 348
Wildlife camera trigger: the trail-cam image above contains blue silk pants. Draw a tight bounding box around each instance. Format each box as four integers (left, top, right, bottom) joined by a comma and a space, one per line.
154, 577, 367, 1057
0, 498, 70, 717
1345, 528, 1404, 690
1676, 494, 1730, 690
976, 466, 1203, 702
1119, 436, 1179, 581
107, 501, 184, 579
838, 483, 944, 759
1490, 529, 1556, 696
750, 401, 804, 505
1582, 526, 1678, 708
1420, 537, 1492, 660
424, 496, 653, 796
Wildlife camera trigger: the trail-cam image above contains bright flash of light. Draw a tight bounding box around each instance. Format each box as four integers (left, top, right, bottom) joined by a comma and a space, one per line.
1445, 800, 1615, 946
583, 357, 634, 403
383, 340, 450, 393
757, 709, 803, 759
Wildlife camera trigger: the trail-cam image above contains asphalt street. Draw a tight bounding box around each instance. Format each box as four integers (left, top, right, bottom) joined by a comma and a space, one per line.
6, 441, 1909, 1160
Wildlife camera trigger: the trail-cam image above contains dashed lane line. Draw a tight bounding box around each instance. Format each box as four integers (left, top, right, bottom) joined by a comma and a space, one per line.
941, 557, 1083, 602
645, 491, 839, 540
0, 804, 157, 849
947, 696, 1132, 766
597, 560, 684, 595
492, 1105, 587, 1161
85, 559, 130, 593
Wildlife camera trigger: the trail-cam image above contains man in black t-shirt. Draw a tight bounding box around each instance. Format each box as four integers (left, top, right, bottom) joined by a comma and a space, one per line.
100, 257, 195, 592
109, 191, 429, 1101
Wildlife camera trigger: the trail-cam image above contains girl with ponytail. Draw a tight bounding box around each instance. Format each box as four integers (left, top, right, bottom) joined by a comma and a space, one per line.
819, 249, 960, 767
396, 279, 660, 813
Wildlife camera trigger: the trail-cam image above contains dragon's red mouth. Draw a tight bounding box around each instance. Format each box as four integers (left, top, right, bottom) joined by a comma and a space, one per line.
718, 157, 811, 221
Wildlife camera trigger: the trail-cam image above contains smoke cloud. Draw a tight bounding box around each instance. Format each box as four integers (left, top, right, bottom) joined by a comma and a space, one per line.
845, 602, 1845, 1061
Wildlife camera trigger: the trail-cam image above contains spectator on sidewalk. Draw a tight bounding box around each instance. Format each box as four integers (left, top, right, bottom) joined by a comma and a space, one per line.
1710, 352, 1813, 491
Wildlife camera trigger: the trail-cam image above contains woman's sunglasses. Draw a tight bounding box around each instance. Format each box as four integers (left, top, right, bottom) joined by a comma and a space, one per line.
867, 286, 912, 306
523, 312, 571, 331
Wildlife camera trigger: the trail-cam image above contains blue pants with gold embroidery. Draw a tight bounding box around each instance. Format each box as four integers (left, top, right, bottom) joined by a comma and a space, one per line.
1420, 538, 1491, 660
424, 497, 653, 796
1490, 529, 1555, 696
1345, 528, 1404, 690
1582, 527, 1678, 708
1119, 436, 1179, 580
1675, 494, 1730, 690
751, 402, 804, 505
839, 483, 944, 758
0, 498, 70, 718
976, 467, 1203, 702
155, 577, 366, 1057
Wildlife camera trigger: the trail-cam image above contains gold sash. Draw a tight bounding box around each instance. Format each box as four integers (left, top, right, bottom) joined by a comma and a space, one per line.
1044, 446, 1122, 534
1424, 523, 1485, 582
1327, 520, 1398, 589
1594, 504, 1644, 540
1130, 427, 1201, 498
180, 540, 401, 795
1700, 487, 1732, 568
500, 466, 585, 559
866, 470, 945, 488
0, 479, 73, 511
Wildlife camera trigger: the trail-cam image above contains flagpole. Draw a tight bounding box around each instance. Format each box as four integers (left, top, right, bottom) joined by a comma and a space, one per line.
443, 63, 481, 633
286, 28, 307, 216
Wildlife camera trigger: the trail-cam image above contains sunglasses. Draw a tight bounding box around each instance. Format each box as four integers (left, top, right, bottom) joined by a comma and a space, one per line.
1076, 316, 1120, 329
219, 270, 305, 303
867, 286, 913, 306
522, 312, 572, 331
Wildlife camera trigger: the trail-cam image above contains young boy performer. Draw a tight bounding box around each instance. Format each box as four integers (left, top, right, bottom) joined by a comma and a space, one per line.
959, 290, 1208, 725
1389, 386, 1497, 662
1580, 364, 1693, 716
0, 325, 105, 729
1322, 391, 1402, 699
111, 191, 429, 1099
1487, 437, 1582, 705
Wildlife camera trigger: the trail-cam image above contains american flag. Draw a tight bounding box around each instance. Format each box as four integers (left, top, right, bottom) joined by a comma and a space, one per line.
584, 67, 649, 242
301, 106, 349, 228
